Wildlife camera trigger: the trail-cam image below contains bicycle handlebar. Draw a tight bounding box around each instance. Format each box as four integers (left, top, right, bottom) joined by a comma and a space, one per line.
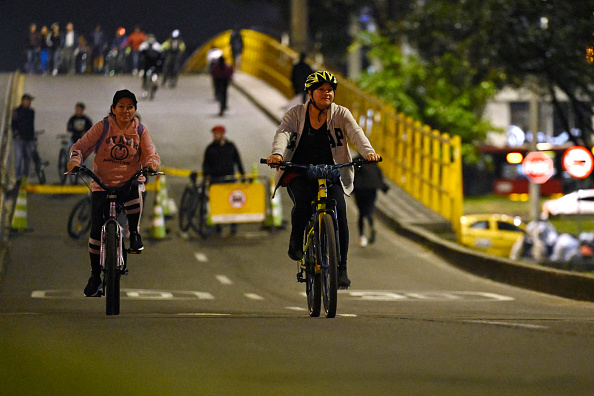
71, 165, 163, 192
259, 157, 382, 169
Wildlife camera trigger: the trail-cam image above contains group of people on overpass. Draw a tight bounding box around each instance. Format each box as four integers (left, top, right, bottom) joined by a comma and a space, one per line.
23, 22, 186, 84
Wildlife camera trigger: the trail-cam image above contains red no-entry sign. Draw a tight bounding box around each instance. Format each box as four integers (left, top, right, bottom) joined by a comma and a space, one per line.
522, 151, 554, 184
562, 146, 594, 179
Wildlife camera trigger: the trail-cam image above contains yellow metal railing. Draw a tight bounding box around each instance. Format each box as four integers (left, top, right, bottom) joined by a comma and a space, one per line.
183, 30, 463, 237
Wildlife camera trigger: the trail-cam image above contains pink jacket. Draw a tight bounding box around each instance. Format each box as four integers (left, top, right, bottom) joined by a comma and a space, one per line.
69, 115, 160, 191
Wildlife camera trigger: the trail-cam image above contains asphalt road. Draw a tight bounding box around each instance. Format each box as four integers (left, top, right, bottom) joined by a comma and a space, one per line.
1, 74, 594, 395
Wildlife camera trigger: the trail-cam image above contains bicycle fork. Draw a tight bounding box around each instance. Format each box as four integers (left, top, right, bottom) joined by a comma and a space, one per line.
99, 201, 127, 274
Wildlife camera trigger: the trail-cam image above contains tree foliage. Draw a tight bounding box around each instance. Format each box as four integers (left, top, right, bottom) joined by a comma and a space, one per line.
402, 0, 594, 146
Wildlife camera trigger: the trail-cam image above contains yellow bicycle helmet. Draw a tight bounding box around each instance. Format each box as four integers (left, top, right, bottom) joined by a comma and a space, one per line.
305, 71, 338, 92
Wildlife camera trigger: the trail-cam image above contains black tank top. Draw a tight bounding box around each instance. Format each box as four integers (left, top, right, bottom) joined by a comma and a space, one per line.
291, 113, 333, 165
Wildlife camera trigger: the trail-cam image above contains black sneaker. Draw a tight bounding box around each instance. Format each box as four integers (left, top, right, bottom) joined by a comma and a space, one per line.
84, 275, 103, 297
287, 231, 303, 261
369, 228, 376, 244
129, 231, 144, 252
338, 267, 351, 289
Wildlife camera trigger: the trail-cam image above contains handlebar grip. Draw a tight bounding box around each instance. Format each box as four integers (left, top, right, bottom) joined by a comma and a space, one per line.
260, 158, 268, 164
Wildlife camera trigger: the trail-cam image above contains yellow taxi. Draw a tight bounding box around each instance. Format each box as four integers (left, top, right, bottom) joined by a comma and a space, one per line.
459, 214, 526, 257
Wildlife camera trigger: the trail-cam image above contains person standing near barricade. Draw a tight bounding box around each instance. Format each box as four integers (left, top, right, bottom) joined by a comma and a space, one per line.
11, 94, 36, 183
353, 154, 389, 247
210, 56, 233, 116
202, 124, 245, 236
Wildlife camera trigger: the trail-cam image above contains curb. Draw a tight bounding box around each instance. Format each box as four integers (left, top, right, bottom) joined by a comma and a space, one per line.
375, 205, 594, 302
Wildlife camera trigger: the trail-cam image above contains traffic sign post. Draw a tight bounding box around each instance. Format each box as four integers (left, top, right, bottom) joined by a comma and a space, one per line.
522, 151, 554, 220
562, 146, 594, 179
522, 151, 554, 184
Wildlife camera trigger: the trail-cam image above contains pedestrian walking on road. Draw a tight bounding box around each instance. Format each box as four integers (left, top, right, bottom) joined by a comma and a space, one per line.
291, 52, 313, 104
353, 154, 389, 247
210, 56, 233, 116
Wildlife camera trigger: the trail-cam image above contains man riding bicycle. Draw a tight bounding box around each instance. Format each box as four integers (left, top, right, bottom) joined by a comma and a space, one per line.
265, 71, 381, 288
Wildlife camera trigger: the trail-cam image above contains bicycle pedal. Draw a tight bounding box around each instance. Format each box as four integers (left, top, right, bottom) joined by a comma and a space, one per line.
296, 272, 305, 283
127, 249, 142, 254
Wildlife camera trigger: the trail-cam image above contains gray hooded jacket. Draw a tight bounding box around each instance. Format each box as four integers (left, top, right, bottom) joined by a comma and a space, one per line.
271, 102, 376, 195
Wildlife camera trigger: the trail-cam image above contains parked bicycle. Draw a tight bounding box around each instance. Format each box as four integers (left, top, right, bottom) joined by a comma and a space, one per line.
67, 194, 91, 239
70, 165, 161, 315
178, 172, 212, 238
261, 157, 380, 318
57, 134, 78, 184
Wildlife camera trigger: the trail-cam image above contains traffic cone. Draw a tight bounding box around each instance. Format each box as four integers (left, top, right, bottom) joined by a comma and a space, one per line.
263, 178, 284, 229
157, 174, 177, 218
11, 178, 28, 231
150, 184, 166, 239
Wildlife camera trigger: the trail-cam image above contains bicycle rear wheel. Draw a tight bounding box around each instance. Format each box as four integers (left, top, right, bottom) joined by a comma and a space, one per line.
67, 195, 92, 239
58, 148, 68, 184
196, 188, 211, 239
104, 221, 121, 315
178, 186, 198, 232
320, 214, 338, 318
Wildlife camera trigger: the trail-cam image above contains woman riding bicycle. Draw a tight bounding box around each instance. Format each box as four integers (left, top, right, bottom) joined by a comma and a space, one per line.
265, 71, 381, 288
67, 89, 160, 297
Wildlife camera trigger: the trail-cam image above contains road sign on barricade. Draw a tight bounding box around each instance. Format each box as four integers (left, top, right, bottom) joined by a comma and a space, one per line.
209, 181, 266, 224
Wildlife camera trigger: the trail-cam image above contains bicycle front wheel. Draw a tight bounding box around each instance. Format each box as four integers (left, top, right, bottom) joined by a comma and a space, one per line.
178, 187, 198, 232
320, 214, 338, 318
33, 151, 46, 184
58, 148, 68, 184
67, 196, 92, 239
104, 221, 121, 316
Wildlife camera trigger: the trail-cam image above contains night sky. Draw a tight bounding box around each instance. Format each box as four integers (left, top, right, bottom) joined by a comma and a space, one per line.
0, 0, 286, 72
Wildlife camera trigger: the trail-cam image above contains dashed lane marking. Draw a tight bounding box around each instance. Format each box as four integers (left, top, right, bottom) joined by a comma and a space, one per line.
216, 275, 233, 285
244, 293, 264, 300
194, 252, 208, 262
465, 320, 549, 330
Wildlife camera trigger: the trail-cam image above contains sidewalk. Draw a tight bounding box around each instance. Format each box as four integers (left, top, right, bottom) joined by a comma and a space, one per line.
232, 71, 594, 303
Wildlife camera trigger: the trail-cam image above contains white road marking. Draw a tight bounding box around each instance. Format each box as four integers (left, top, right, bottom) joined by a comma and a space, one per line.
285, 306, 307, 311
342, 290, 515, 302
194, 252, 208, 262
216, 275, 233, 285
31, 289, 215, 300
244, 293, 264, 300
465, 320, 549, 330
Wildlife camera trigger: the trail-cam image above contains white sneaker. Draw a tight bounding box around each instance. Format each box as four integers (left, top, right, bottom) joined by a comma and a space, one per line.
359, 236, 368, 247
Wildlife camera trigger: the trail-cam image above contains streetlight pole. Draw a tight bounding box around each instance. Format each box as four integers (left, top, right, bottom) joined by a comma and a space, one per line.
529, 94, 540, 220
291, 0, 308, 53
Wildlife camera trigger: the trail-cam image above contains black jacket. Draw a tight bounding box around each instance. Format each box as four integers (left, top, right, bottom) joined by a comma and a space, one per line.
202, 140, 244, 178
11, 105, 35, 140
353, 155, 389, 192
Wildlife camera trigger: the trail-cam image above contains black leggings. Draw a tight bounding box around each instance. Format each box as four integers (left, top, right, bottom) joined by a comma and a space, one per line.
287, 176, 349, 266
354, 189, 377, 236
88, 187, 143, 275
